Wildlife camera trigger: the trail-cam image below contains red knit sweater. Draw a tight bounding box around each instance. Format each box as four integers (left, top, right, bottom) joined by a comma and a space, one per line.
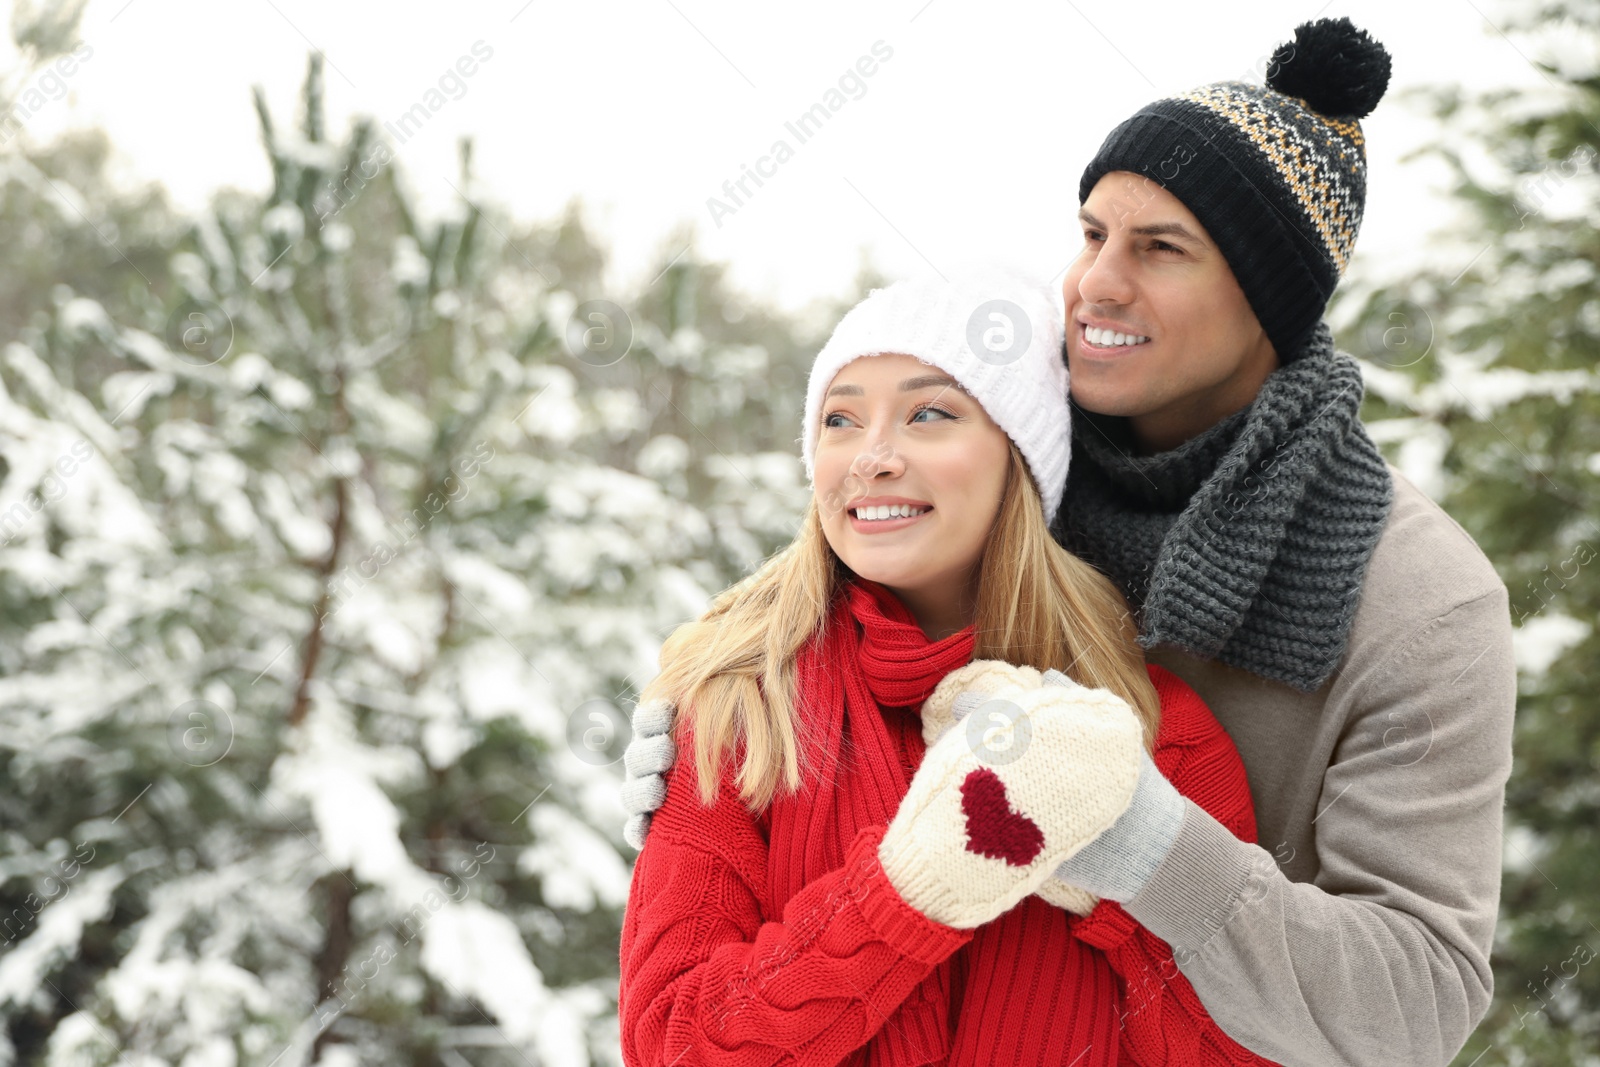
620, 587, 1269, 1067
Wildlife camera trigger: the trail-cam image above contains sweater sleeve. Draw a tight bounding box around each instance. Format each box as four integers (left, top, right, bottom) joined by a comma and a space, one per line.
618, 728, 974, 1067
1122, 589, 1516, 1067
1069, 666, 1276, 1066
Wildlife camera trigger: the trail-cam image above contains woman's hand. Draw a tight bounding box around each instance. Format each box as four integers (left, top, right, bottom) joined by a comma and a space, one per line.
920, 660, 1048, 749
920, 661, 1139, 916
879, 676, 1144, 929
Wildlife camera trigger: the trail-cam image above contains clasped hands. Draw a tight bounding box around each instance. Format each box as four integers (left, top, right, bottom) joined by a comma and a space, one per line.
623, 661, 1181, 931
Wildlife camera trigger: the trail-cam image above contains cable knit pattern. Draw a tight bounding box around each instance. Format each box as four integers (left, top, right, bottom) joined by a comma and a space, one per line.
619, 578, 1276, 1066
1054, 323, 1393, 692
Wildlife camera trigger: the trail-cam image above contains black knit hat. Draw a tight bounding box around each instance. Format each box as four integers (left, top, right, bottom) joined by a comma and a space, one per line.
1078, 18, 1392, 360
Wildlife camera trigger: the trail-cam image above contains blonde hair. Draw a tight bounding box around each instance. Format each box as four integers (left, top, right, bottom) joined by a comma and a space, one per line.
641, 441, 1160, 809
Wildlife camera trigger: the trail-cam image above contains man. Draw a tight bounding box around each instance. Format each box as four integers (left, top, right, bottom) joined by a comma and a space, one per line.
622, 17, 1515, 1067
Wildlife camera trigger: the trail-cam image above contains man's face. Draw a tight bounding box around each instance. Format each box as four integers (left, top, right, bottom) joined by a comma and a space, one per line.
1062, 171, 1278, 452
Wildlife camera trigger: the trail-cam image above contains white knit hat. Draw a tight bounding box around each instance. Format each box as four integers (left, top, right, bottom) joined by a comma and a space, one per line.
800, 266, 1071, 522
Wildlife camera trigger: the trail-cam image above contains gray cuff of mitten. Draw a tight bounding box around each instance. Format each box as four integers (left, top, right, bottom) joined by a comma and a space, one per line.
1053, 747, 1184, 902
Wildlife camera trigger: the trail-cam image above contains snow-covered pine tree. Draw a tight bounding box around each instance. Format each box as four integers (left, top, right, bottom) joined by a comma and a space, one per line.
0, 53, 813, 1065
1335, 4, 1600, 1062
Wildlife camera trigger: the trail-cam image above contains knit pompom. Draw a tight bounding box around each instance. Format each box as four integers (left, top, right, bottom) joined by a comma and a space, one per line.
1266, 16, 1392, 119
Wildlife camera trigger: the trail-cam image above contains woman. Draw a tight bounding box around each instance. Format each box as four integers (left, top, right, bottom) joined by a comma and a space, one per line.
618, 269, 1270, 1066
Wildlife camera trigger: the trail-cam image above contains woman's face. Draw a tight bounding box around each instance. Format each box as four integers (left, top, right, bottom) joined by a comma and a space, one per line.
813, 353, 1012, 626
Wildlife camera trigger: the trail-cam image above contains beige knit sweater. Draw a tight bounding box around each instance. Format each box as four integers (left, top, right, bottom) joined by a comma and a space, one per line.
1131, 467, 1516, 1066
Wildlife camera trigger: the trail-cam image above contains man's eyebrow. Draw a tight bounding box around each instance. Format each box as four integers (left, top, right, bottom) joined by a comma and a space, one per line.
824, 374, 969, 399
1132, 221, 1206, 243
1077, 208, 1208, 245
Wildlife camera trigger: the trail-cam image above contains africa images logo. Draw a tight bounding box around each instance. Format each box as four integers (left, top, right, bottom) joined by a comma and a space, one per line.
705, 40, 895, 229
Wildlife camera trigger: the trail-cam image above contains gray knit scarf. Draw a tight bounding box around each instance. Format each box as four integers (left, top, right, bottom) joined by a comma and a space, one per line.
1052, 322, 1394, 692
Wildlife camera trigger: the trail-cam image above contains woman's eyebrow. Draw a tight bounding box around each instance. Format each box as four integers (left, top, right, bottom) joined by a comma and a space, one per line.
825, 375, 967, 399
900, 375, 964, 393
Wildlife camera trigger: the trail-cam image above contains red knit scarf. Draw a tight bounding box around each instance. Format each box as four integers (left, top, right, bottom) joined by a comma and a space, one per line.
760, 578, 1119, 1067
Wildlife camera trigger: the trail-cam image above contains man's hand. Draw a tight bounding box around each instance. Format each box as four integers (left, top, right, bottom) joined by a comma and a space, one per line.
621, 697, 675, 850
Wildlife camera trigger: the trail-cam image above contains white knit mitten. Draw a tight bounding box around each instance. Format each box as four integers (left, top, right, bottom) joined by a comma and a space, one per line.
919, 660, 1045, 749
879, 680, 1143, 929
621, 697, 676, 850
1023, 669, 1183, 908
920, 662, 1104, 916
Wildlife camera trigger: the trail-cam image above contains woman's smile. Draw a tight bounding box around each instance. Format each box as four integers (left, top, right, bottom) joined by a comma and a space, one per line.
847, 495, 934, 534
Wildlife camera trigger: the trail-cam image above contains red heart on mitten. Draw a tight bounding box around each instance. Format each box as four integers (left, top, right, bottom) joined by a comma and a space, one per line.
959, 767, 1044, 866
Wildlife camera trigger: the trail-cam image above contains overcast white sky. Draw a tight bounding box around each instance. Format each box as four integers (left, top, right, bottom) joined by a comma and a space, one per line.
6, 0, 1552, 317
